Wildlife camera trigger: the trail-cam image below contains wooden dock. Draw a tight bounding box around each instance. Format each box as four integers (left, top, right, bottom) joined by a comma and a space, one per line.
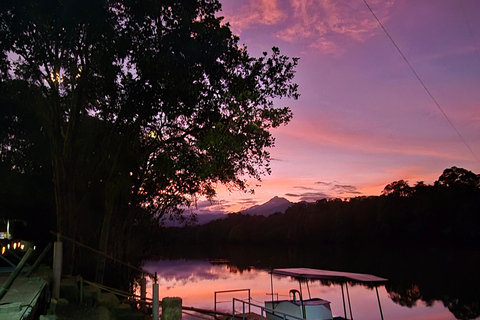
0, 274, 48, 320
219, 312, 272, 320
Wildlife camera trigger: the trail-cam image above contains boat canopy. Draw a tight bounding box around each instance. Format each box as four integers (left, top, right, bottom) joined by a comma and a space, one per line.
271, 268, 387, 283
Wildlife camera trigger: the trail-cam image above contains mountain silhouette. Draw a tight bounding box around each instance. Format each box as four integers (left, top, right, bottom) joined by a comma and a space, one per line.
241, 196, 293, 216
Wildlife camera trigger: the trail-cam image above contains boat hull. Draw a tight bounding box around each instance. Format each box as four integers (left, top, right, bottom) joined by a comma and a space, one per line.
265, 299, 333, 320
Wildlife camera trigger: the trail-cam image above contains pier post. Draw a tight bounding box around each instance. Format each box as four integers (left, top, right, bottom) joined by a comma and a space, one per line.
53, 241, 63, 300
153, 273, 159, 320
161, 297, 182, 320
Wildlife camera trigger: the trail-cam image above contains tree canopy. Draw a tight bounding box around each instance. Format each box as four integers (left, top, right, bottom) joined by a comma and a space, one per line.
0, 0, 299, 281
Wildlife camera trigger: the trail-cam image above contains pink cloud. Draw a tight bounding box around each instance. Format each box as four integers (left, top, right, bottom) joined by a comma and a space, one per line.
221, 0, 395, 54
221, 0, 286, 32
275, 113, 473, 163
277, 0, 394, 53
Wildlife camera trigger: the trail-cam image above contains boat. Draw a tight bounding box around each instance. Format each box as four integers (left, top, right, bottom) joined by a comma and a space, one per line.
264, 268, 387, 320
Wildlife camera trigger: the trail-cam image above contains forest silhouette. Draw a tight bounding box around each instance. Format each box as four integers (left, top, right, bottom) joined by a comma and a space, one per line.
159, 166, 480, 249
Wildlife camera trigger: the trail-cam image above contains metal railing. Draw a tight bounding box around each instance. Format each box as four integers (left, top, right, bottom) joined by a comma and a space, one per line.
215, 289, 251, 315
232, 298, 305, 320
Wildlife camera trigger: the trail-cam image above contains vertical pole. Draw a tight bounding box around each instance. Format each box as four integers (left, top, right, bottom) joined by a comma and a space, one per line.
376, 287, 385, 320
53, 241, 63, 300
79, 276, 84, 304
26, 242, 53, 277
242, 300, 245, 320
140, 276, 147, 313
248, 289, 251, 313
153, 272, 159, 320
345, 283, 353, 320
298, 280, 306, 319
270, 272, 275, 305
341, 283, 347, 319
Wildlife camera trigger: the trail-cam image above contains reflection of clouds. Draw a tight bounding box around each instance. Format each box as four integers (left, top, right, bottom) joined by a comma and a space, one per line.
143, 260, 225, 288
222, 0, 394, 54
143, 259, 261, 291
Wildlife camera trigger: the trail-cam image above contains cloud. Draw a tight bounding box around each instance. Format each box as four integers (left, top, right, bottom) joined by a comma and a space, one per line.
277, 113, 473, 163
286, 180, 363, 201
221, 0, 286, 32
238, 198, 259, 207
277, 0, 393, 53
292, 186, 318, 190
278, 0, 395, 53
222, 0, 395, 54
314, 181, 332, 187
285, 191, 329, 202
332, 184, 362, 194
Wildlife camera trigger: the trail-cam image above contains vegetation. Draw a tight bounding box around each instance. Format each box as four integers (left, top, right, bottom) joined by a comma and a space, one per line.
160, 166, 480, 249
0, 0, 298, 285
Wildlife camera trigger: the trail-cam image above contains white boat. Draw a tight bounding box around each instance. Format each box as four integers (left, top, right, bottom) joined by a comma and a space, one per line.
264, 268, 387, 320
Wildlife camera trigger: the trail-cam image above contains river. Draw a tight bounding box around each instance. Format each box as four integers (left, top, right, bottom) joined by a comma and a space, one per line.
141, 245, 480, 320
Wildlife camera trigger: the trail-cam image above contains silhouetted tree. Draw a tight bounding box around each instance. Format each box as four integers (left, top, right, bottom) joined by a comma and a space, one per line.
382, 180, 414, 197
435, 166, 480, 188
0, 0, 298, 281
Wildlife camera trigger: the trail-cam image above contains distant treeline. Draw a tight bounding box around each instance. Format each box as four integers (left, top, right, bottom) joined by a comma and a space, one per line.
158, 166, 480, 249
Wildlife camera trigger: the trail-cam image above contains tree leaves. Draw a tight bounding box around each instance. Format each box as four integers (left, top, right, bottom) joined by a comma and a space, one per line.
1, 0, 299, 274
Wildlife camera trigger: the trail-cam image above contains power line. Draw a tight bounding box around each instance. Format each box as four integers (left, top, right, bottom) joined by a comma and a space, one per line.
362, 0, 480, 164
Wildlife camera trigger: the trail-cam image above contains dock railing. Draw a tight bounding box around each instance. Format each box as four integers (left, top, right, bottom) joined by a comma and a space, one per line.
232, 298, 305, 320
215, 289, 251, 315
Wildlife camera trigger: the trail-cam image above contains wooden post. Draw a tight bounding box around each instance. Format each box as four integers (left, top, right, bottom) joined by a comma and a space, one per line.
161, 297, 182, 320
153, 283, 159, 320
79, 276, 84, 304
26, 242, 53, 277
53, 241, 63, 300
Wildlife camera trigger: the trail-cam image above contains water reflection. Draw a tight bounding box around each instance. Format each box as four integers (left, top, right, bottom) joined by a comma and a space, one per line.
143, 259, 468, 320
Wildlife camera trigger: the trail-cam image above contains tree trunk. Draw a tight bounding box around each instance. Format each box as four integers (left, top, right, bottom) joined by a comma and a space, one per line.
95, 180, 116, 284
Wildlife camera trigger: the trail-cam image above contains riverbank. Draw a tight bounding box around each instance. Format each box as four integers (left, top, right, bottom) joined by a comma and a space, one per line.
55, 299, 149, 320
53, 275, 150, 320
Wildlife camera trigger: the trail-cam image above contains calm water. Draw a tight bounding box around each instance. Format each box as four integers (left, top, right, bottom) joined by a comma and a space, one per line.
142, 258, 469, 320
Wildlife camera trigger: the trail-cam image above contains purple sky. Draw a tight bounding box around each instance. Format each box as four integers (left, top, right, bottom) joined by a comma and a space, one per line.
193, 0, 480, 215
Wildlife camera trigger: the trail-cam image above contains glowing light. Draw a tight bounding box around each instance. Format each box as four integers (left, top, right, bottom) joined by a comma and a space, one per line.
76, 67, 82, 79
13, 242, 17, 250
20, 244, 25, 250
49, 72, 63, 83
1, 247, 5, 255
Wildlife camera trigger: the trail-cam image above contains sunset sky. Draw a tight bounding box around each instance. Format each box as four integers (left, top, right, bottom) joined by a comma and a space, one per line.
193, 0, 480, 216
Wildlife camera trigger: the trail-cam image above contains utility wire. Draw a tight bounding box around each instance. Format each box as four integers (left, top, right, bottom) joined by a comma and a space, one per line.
362, 0, 480, 164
